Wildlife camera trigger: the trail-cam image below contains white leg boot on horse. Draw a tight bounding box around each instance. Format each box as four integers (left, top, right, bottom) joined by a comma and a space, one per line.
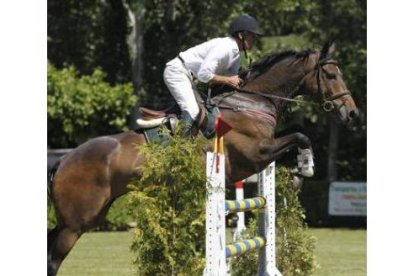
297, 148, 315, 177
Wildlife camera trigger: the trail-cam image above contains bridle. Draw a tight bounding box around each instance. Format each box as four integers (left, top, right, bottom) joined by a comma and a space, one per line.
233, 57, 351, 113
316, 58, 351, 112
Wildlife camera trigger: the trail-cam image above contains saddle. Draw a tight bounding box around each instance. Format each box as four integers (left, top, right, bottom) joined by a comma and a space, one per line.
136, 101, 219, 141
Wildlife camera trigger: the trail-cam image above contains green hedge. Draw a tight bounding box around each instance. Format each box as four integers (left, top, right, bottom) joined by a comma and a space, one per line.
230, 168, 317, 276
128, 131, 317, 275
47, 62, 137, 148
128, 129, 208, 275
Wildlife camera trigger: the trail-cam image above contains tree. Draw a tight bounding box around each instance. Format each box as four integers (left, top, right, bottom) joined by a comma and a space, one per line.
47, 63, 136, 147
48, 0, 131, 84
47, 0, 366, 183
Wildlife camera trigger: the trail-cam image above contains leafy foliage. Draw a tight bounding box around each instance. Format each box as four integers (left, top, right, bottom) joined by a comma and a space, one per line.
140, 0, 246, 107
104, 195, 137, 231
230, 168, 317, 276
48, 0, 131, 84
128, 132, 316, 275
47, 62, 137, 147
47, 199, 57, 230
275, 167, 318, 275
47, 0, 366, 226
128, 129, 208, 275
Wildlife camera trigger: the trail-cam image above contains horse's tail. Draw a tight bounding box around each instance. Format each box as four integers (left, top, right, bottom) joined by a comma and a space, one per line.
47, 159, 61, 201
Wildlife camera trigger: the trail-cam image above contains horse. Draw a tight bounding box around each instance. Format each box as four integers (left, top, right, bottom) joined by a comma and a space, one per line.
47, 42, 358, 275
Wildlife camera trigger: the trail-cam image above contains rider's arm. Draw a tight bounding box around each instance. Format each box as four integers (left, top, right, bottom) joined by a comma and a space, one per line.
208, 74, 241, 88
197, 40, 241, 87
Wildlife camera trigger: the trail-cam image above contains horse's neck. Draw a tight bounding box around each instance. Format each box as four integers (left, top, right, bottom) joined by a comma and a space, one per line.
243, 59, 310, 113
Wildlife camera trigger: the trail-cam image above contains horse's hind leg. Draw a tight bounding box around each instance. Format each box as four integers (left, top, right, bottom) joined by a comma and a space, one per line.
47, 227, 59, 254
47, 226, 81, 276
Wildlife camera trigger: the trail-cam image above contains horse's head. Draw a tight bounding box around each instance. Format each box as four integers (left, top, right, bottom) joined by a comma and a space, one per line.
302, 42, 359, 126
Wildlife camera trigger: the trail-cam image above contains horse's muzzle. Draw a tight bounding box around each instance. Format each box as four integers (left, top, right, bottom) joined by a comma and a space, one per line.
348, 109, 359, 120
338, 106, 359, 128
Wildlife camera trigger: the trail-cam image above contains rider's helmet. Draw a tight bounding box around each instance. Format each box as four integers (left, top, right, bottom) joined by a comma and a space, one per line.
228, 14, 263, 36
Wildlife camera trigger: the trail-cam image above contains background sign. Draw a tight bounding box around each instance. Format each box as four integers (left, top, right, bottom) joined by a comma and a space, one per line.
329, 182, 367, 216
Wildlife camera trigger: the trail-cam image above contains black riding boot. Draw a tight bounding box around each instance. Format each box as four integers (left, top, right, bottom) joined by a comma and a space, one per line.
180, 111, 196, 138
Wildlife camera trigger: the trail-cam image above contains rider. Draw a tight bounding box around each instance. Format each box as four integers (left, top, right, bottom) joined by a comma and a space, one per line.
163, 14, 262, 137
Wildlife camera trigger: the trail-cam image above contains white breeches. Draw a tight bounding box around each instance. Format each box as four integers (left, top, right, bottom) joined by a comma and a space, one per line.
163, 58, 200, 120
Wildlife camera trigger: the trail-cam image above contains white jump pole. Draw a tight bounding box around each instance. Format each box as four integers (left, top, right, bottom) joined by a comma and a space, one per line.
204, 115, 282, 276
205, 151, 227, 276
258, 162, 283, 276
234, 180, 247, 238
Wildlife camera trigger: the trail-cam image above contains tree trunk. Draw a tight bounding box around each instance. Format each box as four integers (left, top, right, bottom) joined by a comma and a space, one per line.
164, 0, 176, 23
124, 0, 146, 129
327, 118, 338, 182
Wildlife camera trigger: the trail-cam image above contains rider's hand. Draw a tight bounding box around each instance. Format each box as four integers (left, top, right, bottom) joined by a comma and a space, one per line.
226, 75, 243, 88
209, 75, 242, 88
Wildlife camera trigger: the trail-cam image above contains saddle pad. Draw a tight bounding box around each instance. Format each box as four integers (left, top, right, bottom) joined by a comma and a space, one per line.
136, 126, 171, 144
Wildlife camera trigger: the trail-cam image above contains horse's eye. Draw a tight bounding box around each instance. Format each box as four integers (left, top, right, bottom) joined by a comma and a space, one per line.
326, 73, 336, 80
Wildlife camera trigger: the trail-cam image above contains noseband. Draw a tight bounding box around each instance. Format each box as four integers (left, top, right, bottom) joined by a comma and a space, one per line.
316, 58, 351, 112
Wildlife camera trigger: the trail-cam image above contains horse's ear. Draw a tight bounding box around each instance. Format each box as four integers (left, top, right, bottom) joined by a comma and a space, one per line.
320, 41, 336, 60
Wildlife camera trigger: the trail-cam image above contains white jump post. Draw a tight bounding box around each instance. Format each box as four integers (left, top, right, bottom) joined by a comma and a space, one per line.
258, 162, 282, 276
234, 180, 247, 240
204, 115, 282, 276
205, 151, 227, 275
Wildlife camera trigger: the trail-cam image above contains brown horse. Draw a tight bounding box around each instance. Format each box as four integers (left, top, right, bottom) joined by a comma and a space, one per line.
47, 42, 358, 275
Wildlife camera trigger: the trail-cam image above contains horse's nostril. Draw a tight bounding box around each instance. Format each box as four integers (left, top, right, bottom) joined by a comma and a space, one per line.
349, 110, 359, 119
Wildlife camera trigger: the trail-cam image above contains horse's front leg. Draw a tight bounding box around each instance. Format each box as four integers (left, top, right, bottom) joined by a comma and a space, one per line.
259, 132, 314, 177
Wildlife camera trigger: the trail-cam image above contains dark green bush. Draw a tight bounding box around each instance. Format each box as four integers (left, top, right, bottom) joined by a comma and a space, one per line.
47, 62, 137, 148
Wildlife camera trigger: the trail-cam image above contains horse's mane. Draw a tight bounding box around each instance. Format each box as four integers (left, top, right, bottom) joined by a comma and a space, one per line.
240, 49, 315, 82
211, 48, 316, 95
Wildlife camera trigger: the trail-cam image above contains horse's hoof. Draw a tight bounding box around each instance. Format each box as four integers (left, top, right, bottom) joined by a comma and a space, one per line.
301, 167, 314, 177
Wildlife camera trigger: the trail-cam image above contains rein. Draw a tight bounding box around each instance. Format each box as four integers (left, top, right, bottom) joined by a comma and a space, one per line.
235, 86, 316, 106
209, 57, 352, 125
231, 58, 351, 112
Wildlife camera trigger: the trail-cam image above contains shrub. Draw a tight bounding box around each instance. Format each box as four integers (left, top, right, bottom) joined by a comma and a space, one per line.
128, 128, 208, 275
128, 130, 317, 275
47, 62, 137, 148
230, 167, 318, 276
275, 167, 318, 276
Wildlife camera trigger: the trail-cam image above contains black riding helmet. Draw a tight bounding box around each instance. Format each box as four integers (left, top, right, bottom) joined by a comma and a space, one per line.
228, 14, 263, 36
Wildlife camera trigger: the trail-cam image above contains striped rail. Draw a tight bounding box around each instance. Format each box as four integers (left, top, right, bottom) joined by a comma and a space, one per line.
225, 197, 266, 213
205, 119, 282, 275
225, 236, 266, 258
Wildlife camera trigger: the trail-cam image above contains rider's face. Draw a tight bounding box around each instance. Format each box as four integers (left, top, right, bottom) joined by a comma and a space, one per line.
243, 32, 257, 50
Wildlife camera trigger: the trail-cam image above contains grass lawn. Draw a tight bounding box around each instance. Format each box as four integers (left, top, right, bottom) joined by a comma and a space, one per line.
310, 228, 366, 276
58, 232, 135, 276
58, 228, 366, 276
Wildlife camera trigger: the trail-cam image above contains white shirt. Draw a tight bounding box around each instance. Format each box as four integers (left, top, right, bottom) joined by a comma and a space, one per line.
178, 37, 241, 83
